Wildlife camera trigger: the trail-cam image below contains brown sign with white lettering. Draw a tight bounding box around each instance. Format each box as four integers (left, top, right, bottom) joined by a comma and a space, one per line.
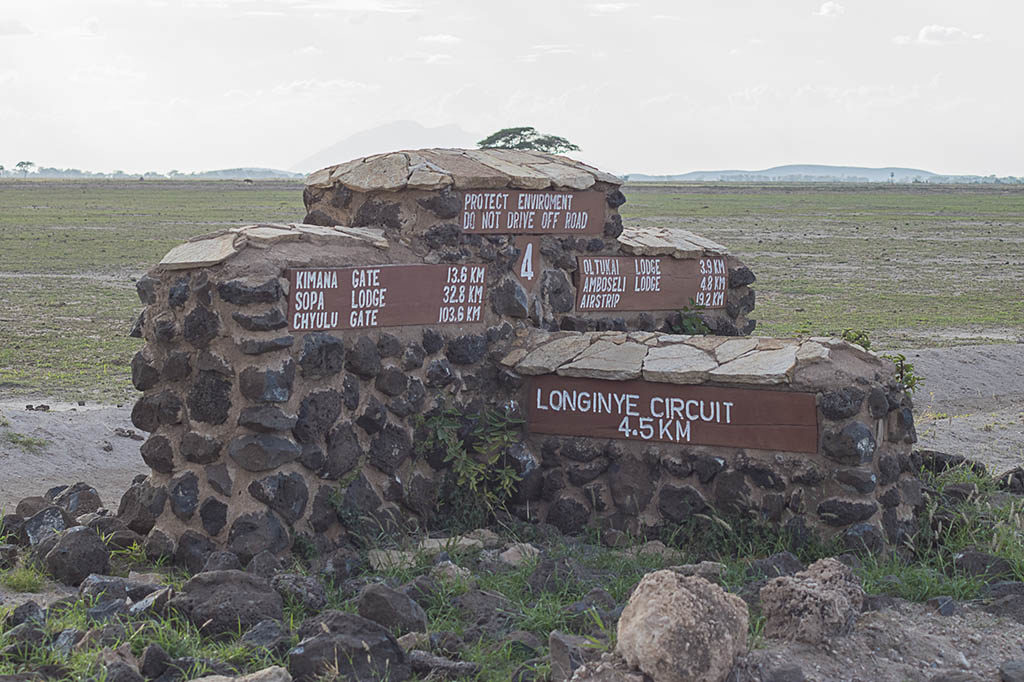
288, 264, 488, 331
460, 190, 605, 235
575, 255, 728, 312
527, 376, 818, 453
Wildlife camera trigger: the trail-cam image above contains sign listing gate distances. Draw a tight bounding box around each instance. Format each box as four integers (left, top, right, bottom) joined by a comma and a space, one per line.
528, 375, 818, 453
575, 255, 729, 312
288, 264, 488, 331
460, 190, 606, 235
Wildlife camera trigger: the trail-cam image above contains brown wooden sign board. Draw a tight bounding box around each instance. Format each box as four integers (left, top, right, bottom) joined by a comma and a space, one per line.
459, 190, 605, 235
288, 264, 487, 331
527, 375, 818, 453
575, 255, 728, 312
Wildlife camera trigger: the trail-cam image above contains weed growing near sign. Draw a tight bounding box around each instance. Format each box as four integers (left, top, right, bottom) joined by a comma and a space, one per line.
415, 405, 523, 532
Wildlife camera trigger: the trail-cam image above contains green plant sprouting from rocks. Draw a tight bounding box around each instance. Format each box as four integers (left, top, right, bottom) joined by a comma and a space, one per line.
670, 299, 712, 335
837, 328, 924, 393
415, 405, 524, 529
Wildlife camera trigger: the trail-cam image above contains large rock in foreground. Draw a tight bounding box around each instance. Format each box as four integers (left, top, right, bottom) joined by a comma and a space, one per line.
616, 570, 748, 682
759, 557, 864, 644
288, 611, 409, 682
168, 570, 283, 637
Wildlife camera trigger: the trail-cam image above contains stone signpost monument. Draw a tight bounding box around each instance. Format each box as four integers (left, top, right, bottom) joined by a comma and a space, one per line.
125, 148, 919, 567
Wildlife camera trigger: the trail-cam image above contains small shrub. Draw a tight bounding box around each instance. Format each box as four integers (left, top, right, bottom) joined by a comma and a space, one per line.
670, 299, 711, 335
0, 563, 47, 592
881, 352, 924, 393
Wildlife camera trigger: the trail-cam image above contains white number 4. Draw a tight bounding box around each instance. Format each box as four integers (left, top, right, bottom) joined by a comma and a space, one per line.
519, 241, 534, 281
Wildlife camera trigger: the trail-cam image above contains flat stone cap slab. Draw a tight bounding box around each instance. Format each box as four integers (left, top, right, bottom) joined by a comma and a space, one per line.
305, 148, 622, 192
157, 223, 387, 271
618, 225, 729, 258
510, 332, 885, 387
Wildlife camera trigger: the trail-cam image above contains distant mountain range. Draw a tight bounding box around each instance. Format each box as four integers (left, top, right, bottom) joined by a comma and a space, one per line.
625, 164, 1020, 184
14, 166, 305, 180
292, 121, 477, 173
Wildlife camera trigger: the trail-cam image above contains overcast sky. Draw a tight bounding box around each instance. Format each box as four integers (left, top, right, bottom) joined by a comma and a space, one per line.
1, 0, 1020, 176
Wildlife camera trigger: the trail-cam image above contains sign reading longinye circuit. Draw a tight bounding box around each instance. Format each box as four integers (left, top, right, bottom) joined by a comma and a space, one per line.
575, 255, 728, 312
527, 375, 818, 453
288, 264, 488, 331
460, 190, 606, 235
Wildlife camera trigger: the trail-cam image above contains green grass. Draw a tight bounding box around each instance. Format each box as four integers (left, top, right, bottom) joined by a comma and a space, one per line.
0, 179, 1022, 400
0, 563, 47, 592
620, 182, 1024, 349
1, 431, 48, 453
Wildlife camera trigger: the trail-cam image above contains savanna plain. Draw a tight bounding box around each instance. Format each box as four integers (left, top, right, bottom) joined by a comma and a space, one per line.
0, 179, 1023, 681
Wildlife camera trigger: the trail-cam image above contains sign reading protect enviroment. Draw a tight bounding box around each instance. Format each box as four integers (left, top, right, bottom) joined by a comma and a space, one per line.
460, 190, 605, 235
528, 375, 818, 453
575, 255, 729, 312
288, 264, 487, 331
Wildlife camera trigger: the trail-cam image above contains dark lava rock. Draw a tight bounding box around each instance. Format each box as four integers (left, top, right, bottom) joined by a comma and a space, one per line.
168, 569, 283, 637
422, 329, 444, 355
247, 550, 283, 579
239, 361, 295, 403
174, 530, 215, 574
842, 523, 886, 555
954, 551, 1014, 581
375, 366, 408, 397
218, 278, 282, 305
546, 496, 590, 536
272, 573, 328, 612
425, 358, 455, 387
200, 498, 228, 537
658, 484, 708, 523
239, 335, 294, 355
356, 396, 387, 435
445, 334, 487, 365
491, 278, 529, 318
136, 275, 160, 304
232, 308, 287, 332
369, 424, 412, 475
183, 306, 220, 348
44, 526, 110, 586
345, 336, 382, 379
168, 472, 199, 521
819, 387, 866, 420
293, 389, 343, 445
4, 600, 44, 628
298, 332, 346, 379
181, 432, 222, 464
52, 483, 102, 518
202, 550, 242, 572
229, 434, 301, 471
353, 198, 402, 230
20, 506, 74, 546
187, 370, 232, 425
168, 276, 189, 308
130, 351, 160, 391
836, 467, 878, 494
401, 344, 425, 371
240, 619, 291, 656
140, 436, 174, 473
542, 270, 574, 313
162, 351, 192, 382
356, 583, 427, 635
228, 512, 290, 564
206, 463, 233, 496
248, 472, 309, 523
117, 481, 166, 536
418, 188, 460, 219
239, 406, 297, 433
289, 610, 409, 682
822, 422, 876, 465
999, 660, 1024, 682
816, 499, 878, 526
131, 391, 183, 432
140, 643, 172, 679
747, 551, 804, 579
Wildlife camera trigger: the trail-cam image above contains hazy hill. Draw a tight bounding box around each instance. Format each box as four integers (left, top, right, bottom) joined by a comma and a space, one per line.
626, 164, 941, 183
292, 120, 477, 173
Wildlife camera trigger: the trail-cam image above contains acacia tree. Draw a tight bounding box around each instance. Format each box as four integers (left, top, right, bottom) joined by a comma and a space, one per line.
15, 161, 34, 177
477, 127, 580, 154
